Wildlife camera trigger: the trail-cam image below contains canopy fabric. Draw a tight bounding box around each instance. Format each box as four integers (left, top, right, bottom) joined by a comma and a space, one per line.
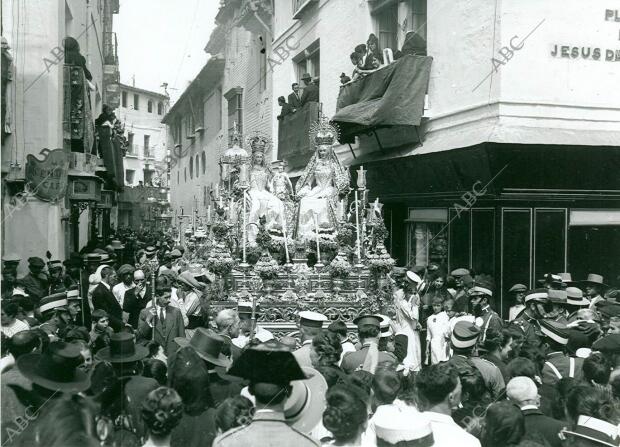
333, 55, 433, 142
98, 126, 125, 191
277, 101, 320, 170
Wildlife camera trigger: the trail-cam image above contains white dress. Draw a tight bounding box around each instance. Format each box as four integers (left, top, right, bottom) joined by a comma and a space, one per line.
426, 311, 451, 364
247, 167, 285, 243
393, 289, 422, 372
296, 160, 338, 242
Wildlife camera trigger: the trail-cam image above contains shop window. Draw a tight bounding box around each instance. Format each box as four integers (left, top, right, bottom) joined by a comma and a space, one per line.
405, 208, 448, 269
125, 169, 135, 185
471, 209, 495, 276
501, 209, 532, 316
534, 209, 566, 282
449, 209, 471, 271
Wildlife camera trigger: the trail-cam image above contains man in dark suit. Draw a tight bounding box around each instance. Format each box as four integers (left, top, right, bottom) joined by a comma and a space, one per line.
277, 96, 293, 121
300, 73, 319, 106
287, 82, 302, 111
123, 269, 151, 329
137, 277, 185, 357
341, 315, 397, 374
91, 266, 124, 332
506, 376, 564, 447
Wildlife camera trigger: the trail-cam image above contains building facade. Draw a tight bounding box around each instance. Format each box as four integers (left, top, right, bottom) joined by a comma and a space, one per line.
116, 83, 170, 229
1, 0, 121, 273
271, 0, 620, 315
165, 0, 273, 234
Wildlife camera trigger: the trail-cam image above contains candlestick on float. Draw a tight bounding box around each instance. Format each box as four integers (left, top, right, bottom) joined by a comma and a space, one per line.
281, 212, 291, 265
314, 213, 321, 265
354, 190, 363, 268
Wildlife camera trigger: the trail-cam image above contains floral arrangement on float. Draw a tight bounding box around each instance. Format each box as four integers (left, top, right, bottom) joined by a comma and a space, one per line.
253, 251, 280, 280
367, 243, 395, 277
205, 243, 235, 277
328, 251, 352, 279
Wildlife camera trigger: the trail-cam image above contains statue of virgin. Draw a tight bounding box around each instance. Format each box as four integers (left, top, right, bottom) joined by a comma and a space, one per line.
295, 117, 350, 242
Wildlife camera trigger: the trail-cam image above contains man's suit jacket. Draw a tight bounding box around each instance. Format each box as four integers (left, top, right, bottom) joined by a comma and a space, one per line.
92, 283, 124, 332
123, 285, 152, 329
287, 92, 302, 109
300, 84, 319, 106
341, 344, 397, 374
521, 408, 565, 447
137, 305, 185, 357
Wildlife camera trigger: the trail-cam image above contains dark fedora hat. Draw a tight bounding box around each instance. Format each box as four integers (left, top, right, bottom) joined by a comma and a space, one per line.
175, 328, 231, 368
228, 340, 307, 384
96, 333, 148, 363
17, 341, 91, 393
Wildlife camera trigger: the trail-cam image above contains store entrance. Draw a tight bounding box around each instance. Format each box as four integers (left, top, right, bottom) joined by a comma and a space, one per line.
568, 226, 620, 288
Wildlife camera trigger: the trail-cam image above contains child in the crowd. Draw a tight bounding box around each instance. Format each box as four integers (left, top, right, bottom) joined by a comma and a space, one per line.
89, 309, 113, 354
426, 297, 451, 364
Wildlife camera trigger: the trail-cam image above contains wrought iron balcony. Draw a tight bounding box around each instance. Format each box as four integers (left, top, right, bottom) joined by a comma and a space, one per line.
103, 32, 118, 65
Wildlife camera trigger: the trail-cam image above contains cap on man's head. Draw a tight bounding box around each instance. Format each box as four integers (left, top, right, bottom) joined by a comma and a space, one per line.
377, 314, 393, 338
509, 284, 527, 293
28, 257, 45, 268
298, 311, 327, 329
66, 288, 81, 301
117, 264, 135, 277
524, 288, 548, 304
451, 321, 480, 349
374, 404, 434, 446
468, 286, 492, 298
506, 376, 538, 404
406, 271, 422, 284
38, 292, 68, 314
450, 268, 470, 277
353, 314, 382, 329
2, 253, 21, 263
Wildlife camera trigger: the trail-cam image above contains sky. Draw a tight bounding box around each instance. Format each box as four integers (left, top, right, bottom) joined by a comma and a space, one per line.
114, 0, 220, 103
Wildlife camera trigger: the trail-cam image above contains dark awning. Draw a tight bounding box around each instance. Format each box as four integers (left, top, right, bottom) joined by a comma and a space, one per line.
277, 102, 320, 170
332, 55, 432, 144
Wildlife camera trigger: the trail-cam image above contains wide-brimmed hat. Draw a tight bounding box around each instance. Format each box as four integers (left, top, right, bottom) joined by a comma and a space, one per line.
228, 340, 307, 384
558, 273, 575, 286
580, 273, 608, 290
17, 341, 91, 393
110, 240, 125, 250
566, 287, 590, 307
177, 271, 202, 290
561, 415, 619, 447
284, 366, 328, 432
96, 333, 148, 363
38, 292, 68, 313
548, 289, 567, 304
174, 328, 231, 368
301, 72, 312, 80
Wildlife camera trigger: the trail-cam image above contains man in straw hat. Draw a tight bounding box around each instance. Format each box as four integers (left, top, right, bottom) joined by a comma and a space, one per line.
580, 273, 608, 310
213, 340, 321, 446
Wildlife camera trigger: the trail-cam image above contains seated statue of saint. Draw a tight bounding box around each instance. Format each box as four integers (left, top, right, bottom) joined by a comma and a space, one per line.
295, 118, 350, 242
247, 135, 285, 244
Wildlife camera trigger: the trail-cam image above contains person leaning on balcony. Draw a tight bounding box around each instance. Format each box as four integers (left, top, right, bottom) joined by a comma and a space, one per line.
300, 73, 319, 106
277, 96, 293, 120
288, 82, 302, 111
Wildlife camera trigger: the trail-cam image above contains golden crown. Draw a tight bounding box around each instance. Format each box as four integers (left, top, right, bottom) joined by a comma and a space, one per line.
309, 114, 339, 146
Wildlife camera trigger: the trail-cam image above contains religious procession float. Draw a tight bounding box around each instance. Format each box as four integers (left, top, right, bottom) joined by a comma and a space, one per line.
182, 115, 397, 336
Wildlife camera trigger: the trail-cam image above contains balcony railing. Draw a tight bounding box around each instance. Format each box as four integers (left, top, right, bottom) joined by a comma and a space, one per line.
103, 32, 118, 65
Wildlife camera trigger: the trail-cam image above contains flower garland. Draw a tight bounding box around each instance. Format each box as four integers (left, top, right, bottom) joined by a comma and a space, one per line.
328, 251, 352, 279
254, 251, 280, 280
367, 243, 395, 276
205, 244, 235, 277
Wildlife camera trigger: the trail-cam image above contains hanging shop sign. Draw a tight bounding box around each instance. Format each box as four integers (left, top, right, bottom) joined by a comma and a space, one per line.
25, 148, 69, 202
67, 173, 102, 202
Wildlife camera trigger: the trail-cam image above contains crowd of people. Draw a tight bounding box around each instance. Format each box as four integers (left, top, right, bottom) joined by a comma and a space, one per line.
1, 233, 620, 446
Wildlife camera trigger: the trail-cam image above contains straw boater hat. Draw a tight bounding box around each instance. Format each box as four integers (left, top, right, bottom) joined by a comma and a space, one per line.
558, 273, 575, 286
110, 240, 125, 250
547, 289, 568, 304
451, 321, 480, 349
66, 288, 81, 302
523, 288, 549, 304
580, 273, 608, 290
539, 320, 569, 345
377, 314, 394, 338
174, 328, 232, 368
284, 366, 328, 432
38, 292, 68, 314
468, 285, 492, 298
17, 341, 91, 393
96, 333, 148, 363
561, 415, 619, 447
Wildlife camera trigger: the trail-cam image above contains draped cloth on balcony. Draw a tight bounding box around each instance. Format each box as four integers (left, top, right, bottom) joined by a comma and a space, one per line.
277, 101, 320, 170
98, 126, 125, 191
63, 64, 95, 154
332, 55, 433, 143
